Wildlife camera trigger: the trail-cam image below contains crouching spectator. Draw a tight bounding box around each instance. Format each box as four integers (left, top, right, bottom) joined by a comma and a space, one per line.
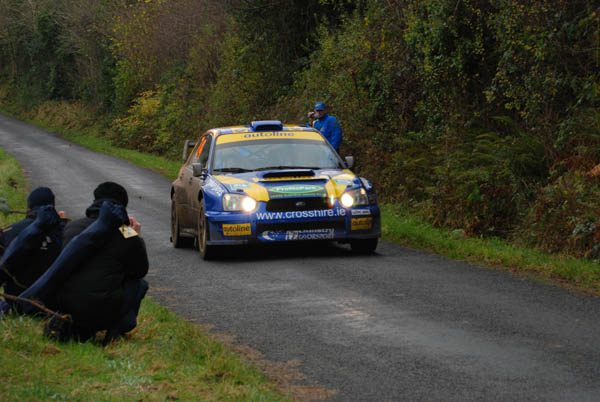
51, 182, 149, 343
0, 187, 64, 312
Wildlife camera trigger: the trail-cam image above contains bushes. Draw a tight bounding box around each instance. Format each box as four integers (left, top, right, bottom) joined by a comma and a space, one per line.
2, 0, 600, 260
522, 170, 600, 259
289, 4, 419, 190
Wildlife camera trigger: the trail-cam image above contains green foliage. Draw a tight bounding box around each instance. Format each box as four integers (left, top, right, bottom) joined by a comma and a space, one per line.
206, 29, 270, 126
0, 0, 75, 105
520, 170, 600, 259
405, 0, 498, 136
289, 3, 419, 191
2, 0, 600, 259
425, 124, 548, 236
487, 1, 599, 124
0, 147, 27, 227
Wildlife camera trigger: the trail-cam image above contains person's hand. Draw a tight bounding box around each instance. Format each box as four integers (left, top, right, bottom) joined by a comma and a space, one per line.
58, 211, 66, 219
36, 205, 60, 230
99, 201, 128, 228
129, 216, 141, 235
307, 111, 315, 119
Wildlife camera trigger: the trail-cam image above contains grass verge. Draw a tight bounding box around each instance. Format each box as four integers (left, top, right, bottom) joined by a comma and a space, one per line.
1, 299, 288, 401
0, 148, 28, 227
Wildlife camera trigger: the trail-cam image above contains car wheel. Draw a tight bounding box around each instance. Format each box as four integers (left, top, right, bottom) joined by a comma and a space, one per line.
197, 200, 215, 260
171, 201, 191, 248
350, 238, 378, 254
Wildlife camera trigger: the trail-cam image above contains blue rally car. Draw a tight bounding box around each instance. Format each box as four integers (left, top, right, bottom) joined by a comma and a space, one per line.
170, 120, 381, 259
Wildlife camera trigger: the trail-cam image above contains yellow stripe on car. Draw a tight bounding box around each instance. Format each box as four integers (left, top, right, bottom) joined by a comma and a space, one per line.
214, 175, 270, 201
216, 131, 325, 145
216, 171, 357, 205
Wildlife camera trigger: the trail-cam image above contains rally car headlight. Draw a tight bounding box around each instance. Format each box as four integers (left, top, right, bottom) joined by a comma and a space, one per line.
340, 188, 369, 208
223, 193, 257, 212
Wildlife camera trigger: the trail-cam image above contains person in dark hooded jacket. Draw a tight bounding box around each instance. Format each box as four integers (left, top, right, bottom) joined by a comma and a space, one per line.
51, 182, 149, 342
0, 187, 64, 310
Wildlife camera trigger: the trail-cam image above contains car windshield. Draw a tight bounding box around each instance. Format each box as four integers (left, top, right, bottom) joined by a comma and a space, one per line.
212, 139, 344, 172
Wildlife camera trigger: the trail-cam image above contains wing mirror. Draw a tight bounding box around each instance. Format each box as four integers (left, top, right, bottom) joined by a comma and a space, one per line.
182, 139, 196, 162
344, 156, 354, 169
192, 163, 207, 178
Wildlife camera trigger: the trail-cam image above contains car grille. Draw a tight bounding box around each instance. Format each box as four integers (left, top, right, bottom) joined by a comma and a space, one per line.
266, 197, 329, 212
257, 221, 346, 233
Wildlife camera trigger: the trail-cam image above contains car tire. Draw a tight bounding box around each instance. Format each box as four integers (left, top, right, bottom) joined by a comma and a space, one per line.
171, 201, 191, 248
350, 238, 378, 254
197, 199, 215, 260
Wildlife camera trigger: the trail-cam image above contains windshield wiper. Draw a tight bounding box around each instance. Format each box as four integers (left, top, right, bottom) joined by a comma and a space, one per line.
213, 167, 254, 173
255, 166, 320, 171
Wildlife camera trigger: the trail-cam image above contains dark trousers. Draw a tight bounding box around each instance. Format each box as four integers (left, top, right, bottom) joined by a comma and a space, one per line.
70, 279, 149, 341
113, 278, 149, 334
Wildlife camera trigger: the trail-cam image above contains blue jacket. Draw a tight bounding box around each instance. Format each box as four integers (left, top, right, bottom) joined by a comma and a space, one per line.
310, 114, 342, 152
0, 206, 63, 301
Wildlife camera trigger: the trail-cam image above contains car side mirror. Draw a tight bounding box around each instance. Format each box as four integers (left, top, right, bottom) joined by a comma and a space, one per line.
344, 156, 354, 169
192, 163, 207, 178
182, 139, 196, 162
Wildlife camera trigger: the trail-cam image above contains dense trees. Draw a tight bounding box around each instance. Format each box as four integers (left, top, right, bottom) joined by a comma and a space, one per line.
1, 0, 599, 258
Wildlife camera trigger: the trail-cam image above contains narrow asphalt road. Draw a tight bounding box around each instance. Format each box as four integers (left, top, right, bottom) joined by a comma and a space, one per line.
2, 113, 600, 402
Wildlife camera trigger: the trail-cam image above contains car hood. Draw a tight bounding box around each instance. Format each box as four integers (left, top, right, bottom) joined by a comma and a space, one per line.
212, 168, 360, 202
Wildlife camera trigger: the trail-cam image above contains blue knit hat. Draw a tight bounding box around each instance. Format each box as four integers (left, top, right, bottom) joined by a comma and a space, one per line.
27, 187, 55, 209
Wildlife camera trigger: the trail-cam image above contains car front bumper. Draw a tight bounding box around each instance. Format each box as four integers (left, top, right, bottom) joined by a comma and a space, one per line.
204, 203, 381, 245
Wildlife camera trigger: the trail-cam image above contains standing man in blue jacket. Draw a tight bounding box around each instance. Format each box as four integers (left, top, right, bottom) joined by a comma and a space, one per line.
307, 101, 342, 152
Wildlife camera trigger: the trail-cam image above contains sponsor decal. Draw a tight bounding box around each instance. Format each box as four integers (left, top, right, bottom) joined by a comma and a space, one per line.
223, 223, 251, 236
286, 228, 335, 240
268, 184, 326, 199
261, 231, 278, 241
256, 208, 346, 220
243, 132, 294, 138
333, 178, 354, 185
261, 176, 315, 181
230, 182, 250, 190
351, 209, 371, 216
351, 217, 373, 231
216, 131, 324, 145
260, 229, 335, 241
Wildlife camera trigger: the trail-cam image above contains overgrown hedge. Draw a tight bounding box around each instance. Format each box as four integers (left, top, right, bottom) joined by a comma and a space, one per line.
1, 0, 599, 259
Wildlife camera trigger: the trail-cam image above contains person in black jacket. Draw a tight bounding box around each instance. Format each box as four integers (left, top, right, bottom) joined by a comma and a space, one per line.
0, 187, 64, 310
52, 182, 149, 343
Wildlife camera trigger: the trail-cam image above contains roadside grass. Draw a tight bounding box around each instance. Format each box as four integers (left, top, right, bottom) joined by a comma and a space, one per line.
0, 300, 288, 401
60, 130, 180, 180
0, 101, 179, 180
0, 147, 28, 227
0, 147, 289, 401
1, 102, 599, 296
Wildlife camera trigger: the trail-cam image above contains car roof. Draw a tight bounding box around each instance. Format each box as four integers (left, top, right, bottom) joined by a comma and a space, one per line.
207, 120, 318, 138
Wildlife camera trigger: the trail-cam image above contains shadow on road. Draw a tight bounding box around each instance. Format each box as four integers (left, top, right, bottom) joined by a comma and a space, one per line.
202, 241, 382, 263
